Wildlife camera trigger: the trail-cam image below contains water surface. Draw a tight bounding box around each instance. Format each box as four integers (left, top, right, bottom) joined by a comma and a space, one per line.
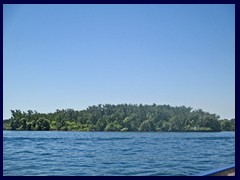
3, 131, 235, 176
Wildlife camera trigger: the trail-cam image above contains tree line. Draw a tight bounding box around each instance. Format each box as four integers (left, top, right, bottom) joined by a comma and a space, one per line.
3, 104, 235, 132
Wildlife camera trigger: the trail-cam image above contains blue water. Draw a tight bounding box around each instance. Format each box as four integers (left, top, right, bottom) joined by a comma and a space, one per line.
3, 131, 235, 176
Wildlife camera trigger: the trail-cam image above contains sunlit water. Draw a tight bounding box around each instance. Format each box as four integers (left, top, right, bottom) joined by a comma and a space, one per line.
3, 131, 235, 176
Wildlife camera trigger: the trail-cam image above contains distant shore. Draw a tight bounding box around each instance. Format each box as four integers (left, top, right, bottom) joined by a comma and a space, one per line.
3, 104, 235, 132
3, 129, 234, 132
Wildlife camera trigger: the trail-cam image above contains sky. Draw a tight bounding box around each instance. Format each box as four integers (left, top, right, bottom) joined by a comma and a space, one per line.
3, 4, 235, 120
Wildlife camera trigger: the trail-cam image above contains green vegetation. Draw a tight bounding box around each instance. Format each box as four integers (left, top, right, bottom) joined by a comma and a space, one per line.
3, 104, 235, 132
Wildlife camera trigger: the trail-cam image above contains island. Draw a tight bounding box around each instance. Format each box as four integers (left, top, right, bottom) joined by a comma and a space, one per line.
3, 104, 235, 132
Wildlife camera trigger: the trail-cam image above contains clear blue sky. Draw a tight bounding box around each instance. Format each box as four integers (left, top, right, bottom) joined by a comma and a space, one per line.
3, 4, 235, 120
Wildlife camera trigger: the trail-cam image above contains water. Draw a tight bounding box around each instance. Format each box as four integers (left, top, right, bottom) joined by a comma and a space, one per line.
3, 131, 235, 176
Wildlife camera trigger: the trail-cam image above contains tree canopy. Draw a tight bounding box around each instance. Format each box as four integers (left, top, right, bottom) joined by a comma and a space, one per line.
3, 104, 235, 132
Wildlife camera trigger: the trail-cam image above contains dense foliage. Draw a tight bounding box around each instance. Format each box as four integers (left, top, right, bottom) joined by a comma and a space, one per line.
3, 104, 235, 132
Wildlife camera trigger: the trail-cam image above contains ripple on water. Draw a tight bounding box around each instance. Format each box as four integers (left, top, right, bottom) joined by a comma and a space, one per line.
3, 131, 235, 176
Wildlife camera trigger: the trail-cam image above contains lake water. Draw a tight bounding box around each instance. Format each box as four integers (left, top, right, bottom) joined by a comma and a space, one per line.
3, 131, 235, 176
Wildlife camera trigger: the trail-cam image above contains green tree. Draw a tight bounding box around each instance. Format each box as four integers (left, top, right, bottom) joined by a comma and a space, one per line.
221, 119, 233, 131
19, 118, 27, 130
5, 104, 228, 132
36, 118, 50, 130
104, 121, 122, 131
139, 120, 154, 131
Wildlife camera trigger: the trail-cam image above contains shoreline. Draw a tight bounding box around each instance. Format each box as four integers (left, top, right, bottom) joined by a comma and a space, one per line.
3, 129, 234, 132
